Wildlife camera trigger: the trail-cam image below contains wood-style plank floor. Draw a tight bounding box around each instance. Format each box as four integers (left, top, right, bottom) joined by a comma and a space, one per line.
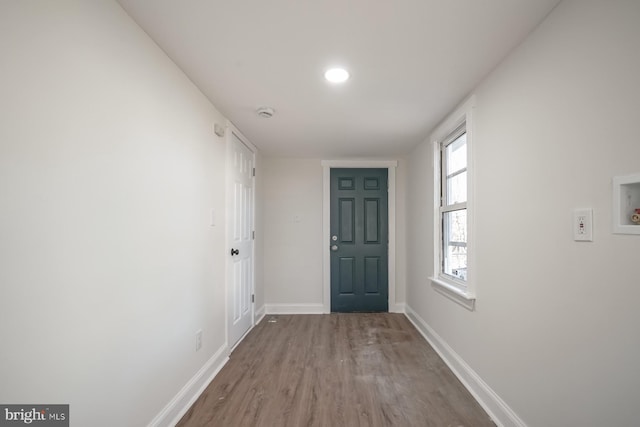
177, 314, 494, 427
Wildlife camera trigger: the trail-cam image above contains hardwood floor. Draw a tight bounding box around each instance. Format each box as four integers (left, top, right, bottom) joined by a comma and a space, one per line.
177, 314, 494, 427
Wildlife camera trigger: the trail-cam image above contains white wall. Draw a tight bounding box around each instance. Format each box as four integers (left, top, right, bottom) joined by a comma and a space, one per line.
254, 149, 266, 317
263, 159, 325, 310
262, 158, 407, 312
394, 159, 408, 306
0, 1, 235, 425
406, 1, 640, 426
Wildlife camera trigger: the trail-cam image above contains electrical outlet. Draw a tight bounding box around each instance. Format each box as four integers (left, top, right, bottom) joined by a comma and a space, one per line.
573, 208, 593, 242
195, 329, 203, 351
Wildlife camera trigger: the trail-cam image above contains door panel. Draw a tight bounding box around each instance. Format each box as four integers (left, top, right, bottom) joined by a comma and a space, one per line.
339, 257, 355, 294
330, 168, 388, 312
364, 199, 380, 243
364, 257, 381, 294
339, 199, 355, 242
227, 132, 254, 348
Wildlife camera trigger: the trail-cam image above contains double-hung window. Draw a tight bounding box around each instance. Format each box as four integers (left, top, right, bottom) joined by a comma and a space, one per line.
430, 96, 475, 310
441, 125, 468, 283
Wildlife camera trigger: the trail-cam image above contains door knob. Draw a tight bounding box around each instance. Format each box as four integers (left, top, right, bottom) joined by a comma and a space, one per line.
331, 245, 339, 252
230, 248, 239, 256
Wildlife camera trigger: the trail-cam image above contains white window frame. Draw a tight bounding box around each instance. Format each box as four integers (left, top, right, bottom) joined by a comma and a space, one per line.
430, 96, 476, 310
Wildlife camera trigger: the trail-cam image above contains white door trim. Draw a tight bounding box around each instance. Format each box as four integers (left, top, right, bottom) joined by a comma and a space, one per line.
225, 121, 256, 348
321, 160, 399, 313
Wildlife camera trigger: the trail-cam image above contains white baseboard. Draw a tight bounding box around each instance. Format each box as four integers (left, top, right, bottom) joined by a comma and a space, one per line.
264, 303, 325, 314
404, 305, 526, 427
264, 303, 404, 314
255, 305, 266, 324
147, 344, 229, 427
389, 302, 406, 313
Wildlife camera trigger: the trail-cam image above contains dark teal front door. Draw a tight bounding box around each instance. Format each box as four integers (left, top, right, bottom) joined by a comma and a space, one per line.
330, 168, 388, 312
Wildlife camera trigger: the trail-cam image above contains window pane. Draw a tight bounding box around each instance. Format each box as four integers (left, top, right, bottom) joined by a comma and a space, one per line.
446, 170, 467, 205
446, 133, 466, 175
443, 209, 467, 281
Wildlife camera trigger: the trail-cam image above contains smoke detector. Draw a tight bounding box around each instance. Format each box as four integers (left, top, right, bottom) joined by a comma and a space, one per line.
256, 106, 275, 118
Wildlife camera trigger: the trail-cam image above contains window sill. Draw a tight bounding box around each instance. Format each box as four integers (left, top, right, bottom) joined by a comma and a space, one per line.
430, 277, 476, 311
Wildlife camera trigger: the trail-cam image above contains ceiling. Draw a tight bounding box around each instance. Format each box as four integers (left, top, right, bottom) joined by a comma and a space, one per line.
117, 0, 561, 158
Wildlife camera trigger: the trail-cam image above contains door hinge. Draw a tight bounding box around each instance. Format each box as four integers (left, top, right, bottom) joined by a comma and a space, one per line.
252, 167, 255, 177
251, 294, 255, 303
252, 230, 255, 240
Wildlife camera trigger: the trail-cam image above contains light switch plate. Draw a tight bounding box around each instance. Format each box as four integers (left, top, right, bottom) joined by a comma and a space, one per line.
574, 208, 593, 241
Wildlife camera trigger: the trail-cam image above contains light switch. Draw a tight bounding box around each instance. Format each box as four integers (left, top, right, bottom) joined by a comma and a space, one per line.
573, 208, 593, 241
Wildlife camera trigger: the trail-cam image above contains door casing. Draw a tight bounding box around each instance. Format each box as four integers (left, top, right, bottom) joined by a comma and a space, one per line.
321, 160, 399, 313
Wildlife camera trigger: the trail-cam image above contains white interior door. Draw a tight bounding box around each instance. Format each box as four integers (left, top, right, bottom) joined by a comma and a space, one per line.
227, 130, 254, 348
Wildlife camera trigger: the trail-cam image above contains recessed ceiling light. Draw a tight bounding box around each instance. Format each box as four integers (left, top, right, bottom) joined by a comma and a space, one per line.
324, 68, 350, 83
